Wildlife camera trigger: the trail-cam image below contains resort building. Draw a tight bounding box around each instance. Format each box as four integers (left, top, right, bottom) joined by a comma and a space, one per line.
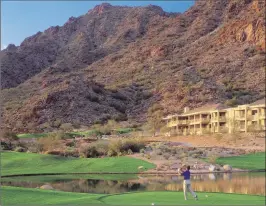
163, 99, 265, 135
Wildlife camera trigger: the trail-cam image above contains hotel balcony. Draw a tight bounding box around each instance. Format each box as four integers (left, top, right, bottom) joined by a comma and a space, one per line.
189, 118, 210, 125
219, 116, 227, 122
167, 120, 178, 127
178, 120, 188, 125
235, 115, 246, 120
211, 116, 226, 122
247, 115, 258, 121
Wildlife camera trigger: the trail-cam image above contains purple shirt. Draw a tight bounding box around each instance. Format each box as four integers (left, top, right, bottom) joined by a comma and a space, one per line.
181, 170, 190, 180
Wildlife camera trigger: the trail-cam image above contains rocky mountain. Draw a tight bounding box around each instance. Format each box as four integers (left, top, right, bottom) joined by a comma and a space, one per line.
1, 0, 265, 132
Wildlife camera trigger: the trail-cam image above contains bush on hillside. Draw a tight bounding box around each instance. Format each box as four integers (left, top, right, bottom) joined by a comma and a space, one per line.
14, 147, 26, 152
26, 141, 43, 153
79, 138, 145, 158
47, 131, 72, 140
0, 130, 18, 140
113, 114, 128, 122
37, 136, 61, 152
108, 139, 145, 156
60, 123, 73, 132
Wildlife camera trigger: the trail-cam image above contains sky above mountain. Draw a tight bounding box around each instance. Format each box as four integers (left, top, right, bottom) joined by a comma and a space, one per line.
1, 1, 194, 49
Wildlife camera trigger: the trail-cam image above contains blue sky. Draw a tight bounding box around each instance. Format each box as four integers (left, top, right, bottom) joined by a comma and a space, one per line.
1, 1, 194, 50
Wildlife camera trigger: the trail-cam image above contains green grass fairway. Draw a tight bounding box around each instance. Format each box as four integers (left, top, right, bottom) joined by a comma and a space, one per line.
1, 152, 155, 176
2, 186, 265, 205
216, 152, 266, 170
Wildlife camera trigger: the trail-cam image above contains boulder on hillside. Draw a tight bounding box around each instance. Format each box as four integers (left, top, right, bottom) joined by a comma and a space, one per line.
40, 184, 54, 190
209, 164, 216, 172
223, 164, 232, 172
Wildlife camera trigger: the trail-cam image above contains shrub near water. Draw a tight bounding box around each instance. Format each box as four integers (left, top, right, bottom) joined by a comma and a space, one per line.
38, 132, 70, 152
79, 138, 145, 158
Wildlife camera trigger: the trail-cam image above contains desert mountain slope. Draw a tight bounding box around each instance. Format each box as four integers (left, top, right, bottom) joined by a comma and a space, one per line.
1, 0, 265, 132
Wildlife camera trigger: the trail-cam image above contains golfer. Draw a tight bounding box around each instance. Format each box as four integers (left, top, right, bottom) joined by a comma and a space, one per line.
179, 165, 198, 201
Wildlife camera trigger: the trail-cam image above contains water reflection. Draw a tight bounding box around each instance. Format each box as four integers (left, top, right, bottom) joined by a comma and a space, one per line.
2, 172, 265, 195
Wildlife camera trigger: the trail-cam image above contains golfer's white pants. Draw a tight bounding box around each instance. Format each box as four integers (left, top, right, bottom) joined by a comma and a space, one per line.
183, 180, 196, 200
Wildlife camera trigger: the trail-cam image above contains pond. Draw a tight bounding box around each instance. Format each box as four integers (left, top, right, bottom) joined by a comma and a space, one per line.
2, 172, 265, 196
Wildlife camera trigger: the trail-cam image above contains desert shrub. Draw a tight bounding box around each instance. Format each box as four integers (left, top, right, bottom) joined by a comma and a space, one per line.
92, 85, 103, 94
86, 93, 100, 103
225, 98, 238, 107
111, 92, 127, 101
140, 148, 145, 154
108, 139, 123, 156
37, 136, 61, 152
79, 141, 109, 158
44, 150, 63, 156
121, 139, 145, 152
81, 145, 99, 158
0, 130, 18, 140
156, 149, 163, 155
127, 149, 133, 155
52, 119, 61, 128
145, 154, 151, 159
48, 131, 72, 140
0, 140, 14, 150
26, 141, 43, 153
14, 146, 26, 152
180, 152, 188, 158
208, 154, 218, 164
60, 123, 73, 132
64, 147, 79, 157
109, 102, 126, 113
99, 114, 111, 123
66, 140, 75, 147
163, 153, 171, 160
142, 91, 153, 100
91, 141, 109, 156
113, 114, 128, 121
171, 148, 177, 155
191, 154, 200, 158
108, 139, 145, 156
107, 149, 116, 157
72, 121, 81, 129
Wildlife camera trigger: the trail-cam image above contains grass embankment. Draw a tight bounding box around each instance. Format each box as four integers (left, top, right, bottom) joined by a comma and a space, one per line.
1, 152, 155, 176
2, 186, 265, 205
216, 152, 265, 170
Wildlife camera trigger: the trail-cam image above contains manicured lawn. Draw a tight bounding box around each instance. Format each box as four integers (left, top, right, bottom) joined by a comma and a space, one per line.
2, 186, 265, 205
216, 152, 266, 170
1, 152, 155, 176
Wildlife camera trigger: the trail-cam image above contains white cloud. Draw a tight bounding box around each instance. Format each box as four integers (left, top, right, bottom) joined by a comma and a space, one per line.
1, 44, 7, 50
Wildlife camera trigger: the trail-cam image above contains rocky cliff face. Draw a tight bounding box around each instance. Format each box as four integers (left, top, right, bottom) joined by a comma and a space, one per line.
1, 0, 265, 132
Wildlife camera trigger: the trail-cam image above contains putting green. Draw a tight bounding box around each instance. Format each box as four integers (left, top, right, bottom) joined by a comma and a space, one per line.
2, 186, 265, 205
